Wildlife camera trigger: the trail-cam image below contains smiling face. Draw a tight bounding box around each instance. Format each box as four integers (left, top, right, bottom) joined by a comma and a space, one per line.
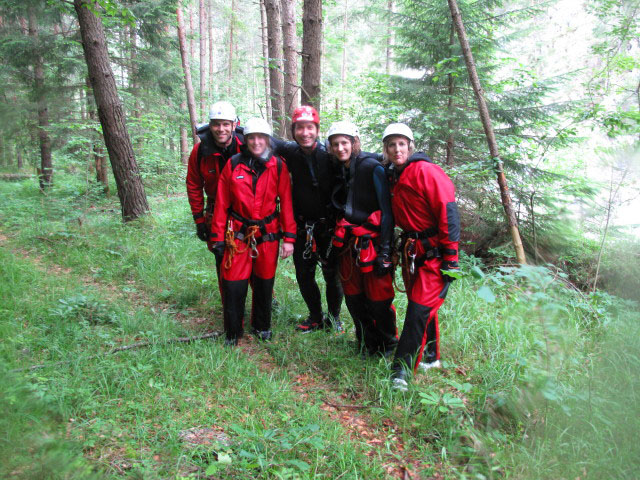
384, 135, 411, 168
246, 133, 269, 157
293, 121, 318, 151
210, 119, 235, 147
329, 135, 353, 164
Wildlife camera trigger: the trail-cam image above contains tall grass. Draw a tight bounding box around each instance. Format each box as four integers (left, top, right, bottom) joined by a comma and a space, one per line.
1, 176, 638, 478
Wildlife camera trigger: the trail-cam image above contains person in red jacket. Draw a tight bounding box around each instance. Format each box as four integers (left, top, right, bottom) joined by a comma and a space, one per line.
382, 123, 461, 391
210, 117, 296, 346
185, 101, 243, 274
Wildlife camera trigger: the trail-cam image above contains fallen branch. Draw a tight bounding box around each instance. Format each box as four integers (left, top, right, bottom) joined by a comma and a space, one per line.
11, 331, 222, 373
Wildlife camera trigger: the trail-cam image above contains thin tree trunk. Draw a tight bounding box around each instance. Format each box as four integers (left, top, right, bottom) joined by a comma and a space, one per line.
264, 0, 285, 136
445, 23, 455, 167
177, 2, 198, 142
385, 0, 392, 74
74, 0, 148, 220
17, 147, 24, 169
130, 25, 140, 119
199, 0, 206, 118
208, 0, 214, 103
448, 0, 526, 264
530, 192, 539, 263
28, 7, 53, 190
301, 0, 322, 108
180, 101, 189, 165
592, 163, 630, 291
189, 8, 195, 63
281, 0, 298, 132
340, 0, 347, 108
260, 0, 272, 123
86, 76, 109, 195
228, 0, 236, 95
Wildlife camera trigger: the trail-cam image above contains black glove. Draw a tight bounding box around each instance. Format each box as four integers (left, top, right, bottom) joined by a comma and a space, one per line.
441, 260, 460, 283
212, 241, 225, 264
196, 223, 209, 242
374, 253, 393, 277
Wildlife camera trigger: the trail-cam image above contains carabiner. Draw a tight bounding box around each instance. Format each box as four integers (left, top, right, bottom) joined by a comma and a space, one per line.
249, 236, 259, 259
303, 221, 315, 260
406, 239, 417, 275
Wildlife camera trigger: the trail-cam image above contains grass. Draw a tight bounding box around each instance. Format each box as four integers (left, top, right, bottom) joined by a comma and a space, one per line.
1, 176, 639, 479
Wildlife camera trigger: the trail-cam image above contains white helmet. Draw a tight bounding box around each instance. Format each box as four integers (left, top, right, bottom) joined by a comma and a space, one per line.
244, 117, 272, 137
327, 121, 359, 140
209, 101, 236, 121
382, 123, 414, 142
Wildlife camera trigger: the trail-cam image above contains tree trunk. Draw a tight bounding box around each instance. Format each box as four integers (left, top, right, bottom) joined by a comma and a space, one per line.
260, 0, 272, 123
448, 0, 526, 264
177, 2, 198, 142
130, 25, 140, 120
301, 0, 322, 108
189, 7, 195, 63
264, 0, 285, 136
199, 0, 206, 119
281, 0, 298, 132
86, 76, 109, 195
28, 7, 53, 190
340, 0, 348, 108
228, 0, 236, 96
74, 0, 148, 220
385, 0, 392, 74
445, 23, 455, 167
208, 0, 214, 102
17, 147, 24, 170
180, 101, 189, 165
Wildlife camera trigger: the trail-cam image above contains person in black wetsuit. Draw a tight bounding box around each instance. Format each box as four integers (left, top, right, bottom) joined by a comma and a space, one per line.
327, 121, 398, 356
271, 106, 344, 333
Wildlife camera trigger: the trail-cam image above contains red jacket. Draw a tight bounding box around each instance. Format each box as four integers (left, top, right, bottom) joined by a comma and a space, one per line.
211, 153, 297, 244
390, 154, 460, 264
185, 134, 243, 224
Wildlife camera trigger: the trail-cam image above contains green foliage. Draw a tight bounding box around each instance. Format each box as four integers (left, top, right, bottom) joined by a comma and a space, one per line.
1, 180, 639, 478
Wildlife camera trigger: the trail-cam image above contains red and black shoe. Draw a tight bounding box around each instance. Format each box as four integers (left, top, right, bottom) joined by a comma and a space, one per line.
295, 316, 324, 333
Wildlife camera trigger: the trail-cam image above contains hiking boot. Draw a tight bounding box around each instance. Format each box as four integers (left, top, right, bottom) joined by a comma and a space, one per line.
224, 337, 238, 347
295, 316, 325, 333
417, 359, 442, 373
391, 369, 409, 392
253, 329, 273, 342
324, 314, 344, 333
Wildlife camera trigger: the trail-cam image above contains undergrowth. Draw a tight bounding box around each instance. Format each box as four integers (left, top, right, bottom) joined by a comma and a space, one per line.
0, 177, 638, 479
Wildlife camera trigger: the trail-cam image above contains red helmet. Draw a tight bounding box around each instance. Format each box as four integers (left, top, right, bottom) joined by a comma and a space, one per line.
291, 105, 319, 125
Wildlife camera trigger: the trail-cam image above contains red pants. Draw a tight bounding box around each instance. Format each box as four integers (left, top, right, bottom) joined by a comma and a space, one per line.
221, 238, 279, 340
338, 248, 397, 354
394, 257, 450, 372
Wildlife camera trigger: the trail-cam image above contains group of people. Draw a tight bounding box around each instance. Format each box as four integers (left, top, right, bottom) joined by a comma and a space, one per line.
186, 101, 460, 390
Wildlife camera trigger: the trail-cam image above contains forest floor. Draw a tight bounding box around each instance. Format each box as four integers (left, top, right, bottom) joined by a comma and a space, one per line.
1, 179, 639, 479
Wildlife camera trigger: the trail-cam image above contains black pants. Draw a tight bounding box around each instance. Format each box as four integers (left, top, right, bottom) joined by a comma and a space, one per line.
292, 222, 343, 321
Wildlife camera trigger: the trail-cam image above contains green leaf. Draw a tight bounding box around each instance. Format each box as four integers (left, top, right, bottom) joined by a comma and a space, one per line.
477, 285, 496, 303
419, 392, 440, 405
217, 452, 233, 465
471, 266, 485, 279
286, 459, 311, 471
